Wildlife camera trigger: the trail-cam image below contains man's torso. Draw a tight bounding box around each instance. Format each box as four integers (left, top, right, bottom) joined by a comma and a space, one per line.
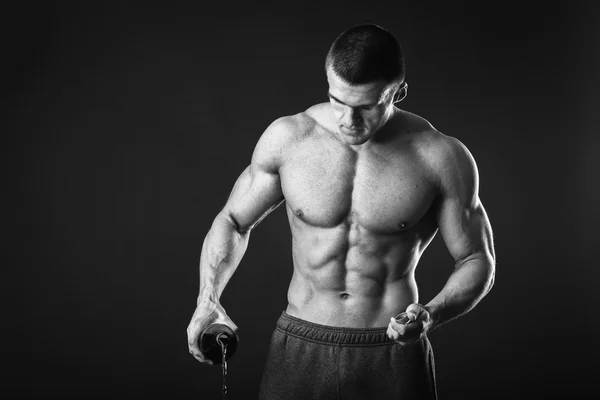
277, 103, 445, 327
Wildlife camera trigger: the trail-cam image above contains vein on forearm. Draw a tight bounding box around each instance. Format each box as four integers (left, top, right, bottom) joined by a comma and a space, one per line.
198, 211, 250, 304
426, 251, 495, 330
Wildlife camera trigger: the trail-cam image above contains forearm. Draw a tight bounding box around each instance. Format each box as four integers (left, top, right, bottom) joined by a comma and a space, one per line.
198, 211, 250, 304
425, 253, 495, 331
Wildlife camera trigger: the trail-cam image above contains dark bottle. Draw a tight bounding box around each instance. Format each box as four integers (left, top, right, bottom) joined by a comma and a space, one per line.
200, 323, 238, 364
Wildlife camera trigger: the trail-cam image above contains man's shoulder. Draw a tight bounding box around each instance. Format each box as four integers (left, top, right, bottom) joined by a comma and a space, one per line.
252, 106, 324, 167
396, 110, 477, 185
400, 111, 471, 166
263, 106, 323, 139
408, 117, 478, 192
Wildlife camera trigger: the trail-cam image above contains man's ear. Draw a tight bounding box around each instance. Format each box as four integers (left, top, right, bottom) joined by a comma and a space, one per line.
393, 82, 408, 103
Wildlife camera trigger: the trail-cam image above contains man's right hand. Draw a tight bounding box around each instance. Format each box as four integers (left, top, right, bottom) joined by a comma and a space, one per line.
187, 299, 238, 364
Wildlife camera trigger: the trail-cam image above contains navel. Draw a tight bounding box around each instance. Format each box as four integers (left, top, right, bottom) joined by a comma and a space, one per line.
340, 292, 350, 299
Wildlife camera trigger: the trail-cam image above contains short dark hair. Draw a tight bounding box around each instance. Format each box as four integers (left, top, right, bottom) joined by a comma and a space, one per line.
325, 24, 405, 86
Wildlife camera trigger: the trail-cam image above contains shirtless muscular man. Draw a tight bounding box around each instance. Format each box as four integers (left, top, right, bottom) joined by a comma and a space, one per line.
187, 24, 495, 400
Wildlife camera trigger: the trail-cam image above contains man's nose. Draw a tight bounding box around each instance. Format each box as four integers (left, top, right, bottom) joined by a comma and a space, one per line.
342, 107, 361, 126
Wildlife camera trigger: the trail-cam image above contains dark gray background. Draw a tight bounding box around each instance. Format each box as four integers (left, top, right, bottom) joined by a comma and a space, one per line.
9, 1, 600, 399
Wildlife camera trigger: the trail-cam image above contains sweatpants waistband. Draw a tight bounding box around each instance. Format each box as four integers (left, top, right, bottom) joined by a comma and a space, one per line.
276, 311, 395, 346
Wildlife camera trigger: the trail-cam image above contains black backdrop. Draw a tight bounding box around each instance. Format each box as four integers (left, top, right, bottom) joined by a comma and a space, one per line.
9, 1, 600, 399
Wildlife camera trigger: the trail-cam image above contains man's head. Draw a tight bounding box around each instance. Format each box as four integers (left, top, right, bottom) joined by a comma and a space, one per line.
325, 24, 406, 145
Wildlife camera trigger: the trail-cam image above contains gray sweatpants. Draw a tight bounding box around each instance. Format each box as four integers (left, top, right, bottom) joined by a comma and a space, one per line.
259, 311, 438, 400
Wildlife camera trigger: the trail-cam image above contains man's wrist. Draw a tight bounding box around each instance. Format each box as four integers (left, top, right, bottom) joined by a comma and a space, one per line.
424, 303, 442, 332
197, 291, 219, 306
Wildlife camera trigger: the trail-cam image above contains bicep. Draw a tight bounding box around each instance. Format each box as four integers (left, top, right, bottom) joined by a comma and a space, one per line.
219, 117, 292, 232
435, 138, 495, 264
437, 196, 494, 264
223, 164, 284, 232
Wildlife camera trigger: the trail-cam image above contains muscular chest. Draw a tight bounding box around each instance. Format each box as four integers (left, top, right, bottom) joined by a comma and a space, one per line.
280, 138, 437, 232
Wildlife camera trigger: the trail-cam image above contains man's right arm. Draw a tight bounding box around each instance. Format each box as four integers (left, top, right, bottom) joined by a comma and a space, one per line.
187, 117, 293, 363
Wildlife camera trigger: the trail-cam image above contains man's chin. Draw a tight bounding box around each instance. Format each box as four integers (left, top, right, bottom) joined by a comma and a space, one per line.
339, 129, 370, 145
343, 136, 369, 145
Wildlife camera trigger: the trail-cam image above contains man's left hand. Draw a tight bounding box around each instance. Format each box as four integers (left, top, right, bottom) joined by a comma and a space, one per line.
386, 303, 432, 345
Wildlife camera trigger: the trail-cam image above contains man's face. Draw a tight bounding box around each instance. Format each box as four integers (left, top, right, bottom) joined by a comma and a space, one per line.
326, 66, 396, 146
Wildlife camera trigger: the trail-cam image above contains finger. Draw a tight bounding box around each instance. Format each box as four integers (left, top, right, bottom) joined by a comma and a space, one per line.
229, 319, 240, 334
188, 339, 200, 353
228, 321, 240, 341
188, 332, 201, 355
193, 354, 214, 365
406, 304, 425, 321
387, 321, 408, 345
387, 324, 402, 341
394, 311, 409, 323
389, 317, 407, 335
188, 333, 213, 365
388, 326, 400, 340
187, 324, 207, 357
387, 323, 397, 339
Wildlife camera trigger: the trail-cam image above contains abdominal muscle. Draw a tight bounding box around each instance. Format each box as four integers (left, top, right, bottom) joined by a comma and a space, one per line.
285, 221, 422, 328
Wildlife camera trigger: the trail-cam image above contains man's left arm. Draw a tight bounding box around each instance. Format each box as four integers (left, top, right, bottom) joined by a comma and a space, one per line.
388, 136, 495, 342
424, 136, 496, 332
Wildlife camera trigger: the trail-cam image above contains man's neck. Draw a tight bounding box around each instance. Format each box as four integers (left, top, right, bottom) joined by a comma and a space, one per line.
350, 107, 401, 152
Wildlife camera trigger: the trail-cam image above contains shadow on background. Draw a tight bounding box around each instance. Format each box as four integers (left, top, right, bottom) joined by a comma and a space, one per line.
8, 1, 599, 399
